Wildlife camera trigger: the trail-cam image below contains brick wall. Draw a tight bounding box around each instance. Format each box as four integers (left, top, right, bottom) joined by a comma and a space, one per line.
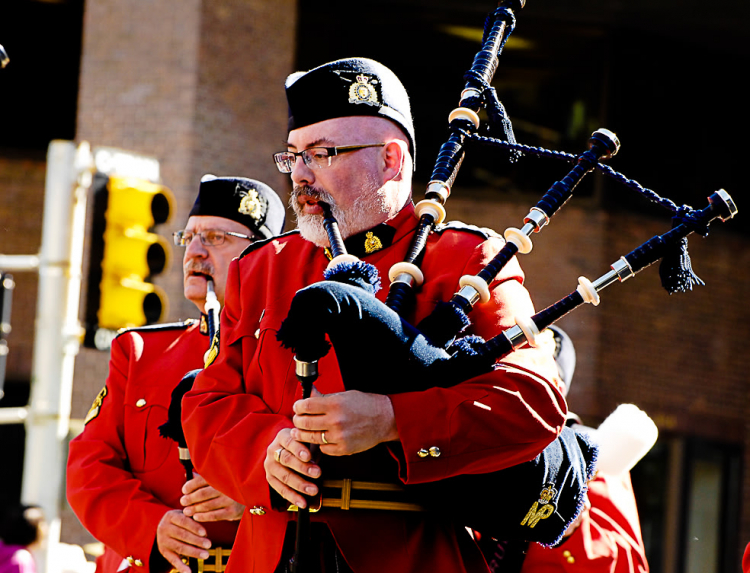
60, 0, 297, 548
70, 0, 296, 415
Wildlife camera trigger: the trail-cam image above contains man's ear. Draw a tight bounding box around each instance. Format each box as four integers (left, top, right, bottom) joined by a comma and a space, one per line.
382, 140, 406, 182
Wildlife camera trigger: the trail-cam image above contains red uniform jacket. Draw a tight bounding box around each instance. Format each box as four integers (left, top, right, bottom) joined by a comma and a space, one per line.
67, 320, 238, 573
182, 204, 567, 573
518, 473, 649, 573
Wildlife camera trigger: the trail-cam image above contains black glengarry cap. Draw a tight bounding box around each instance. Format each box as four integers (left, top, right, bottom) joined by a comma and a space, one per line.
188, 176, 285, 239
285, 57, 416, 166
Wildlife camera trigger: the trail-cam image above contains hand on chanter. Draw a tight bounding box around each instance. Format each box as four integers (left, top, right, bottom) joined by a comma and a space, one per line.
264, 427, 322, 510
291, 387, 399, 455
181, 472, 244, 521
156, 509, 211, 573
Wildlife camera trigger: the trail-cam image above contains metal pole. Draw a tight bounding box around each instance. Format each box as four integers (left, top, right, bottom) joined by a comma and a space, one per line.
0, 407, 28, 424
21, 140, 91, 573
0, 255, 40, 271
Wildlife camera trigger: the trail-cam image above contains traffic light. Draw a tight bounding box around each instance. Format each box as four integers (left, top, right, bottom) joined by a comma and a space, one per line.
0, 272, 13, 398
84, 172, 174, 349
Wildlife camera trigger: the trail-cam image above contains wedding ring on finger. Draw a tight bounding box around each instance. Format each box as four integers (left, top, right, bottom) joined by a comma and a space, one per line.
321, 432, 329, 445
274, 447, 284, 463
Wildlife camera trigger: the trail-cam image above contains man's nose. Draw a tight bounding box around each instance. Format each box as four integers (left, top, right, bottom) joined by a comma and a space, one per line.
184, 234, 208, 258
290, 155, 315, 187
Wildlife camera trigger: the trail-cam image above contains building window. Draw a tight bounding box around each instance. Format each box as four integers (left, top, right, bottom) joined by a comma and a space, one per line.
632, 437, 741, 573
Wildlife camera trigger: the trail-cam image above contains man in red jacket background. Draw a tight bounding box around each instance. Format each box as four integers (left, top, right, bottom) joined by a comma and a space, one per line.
66, 176, 285, 573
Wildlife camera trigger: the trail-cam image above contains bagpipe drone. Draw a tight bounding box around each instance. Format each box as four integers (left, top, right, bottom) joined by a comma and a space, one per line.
275, 0, 738, 568
159, 279, 222, 480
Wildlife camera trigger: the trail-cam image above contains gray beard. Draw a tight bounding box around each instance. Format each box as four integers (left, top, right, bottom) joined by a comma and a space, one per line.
290, 184, 388, 247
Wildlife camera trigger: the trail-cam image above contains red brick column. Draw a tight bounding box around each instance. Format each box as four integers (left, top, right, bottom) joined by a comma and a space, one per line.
63, 0, 296, 546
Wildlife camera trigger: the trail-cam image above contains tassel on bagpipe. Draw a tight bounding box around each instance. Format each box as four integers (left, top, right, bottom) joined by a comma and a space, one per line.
482, 190, 738, 360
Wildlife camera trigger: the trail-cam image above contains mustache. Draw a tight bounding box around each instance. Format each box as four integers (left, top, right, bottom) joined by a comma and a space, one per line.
290, 185, 336, 209
184, 260, 215, 279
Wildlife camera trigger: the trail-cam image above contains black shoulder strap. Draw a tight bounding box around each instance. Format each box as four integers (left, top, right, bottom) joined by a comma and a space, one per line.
115, 319, 194, 339
238, 229, 300, 260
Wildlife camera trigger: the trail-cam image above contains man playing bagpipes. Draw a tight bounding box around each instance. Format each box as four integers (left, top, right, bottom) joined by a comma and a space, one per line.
66, 176, 286, 573
181, 57, 574, 573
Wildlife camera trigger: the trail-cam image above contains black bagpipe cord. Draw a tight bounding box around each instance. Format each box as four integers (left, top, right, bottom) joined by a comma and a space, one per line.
463, 128, 711, 296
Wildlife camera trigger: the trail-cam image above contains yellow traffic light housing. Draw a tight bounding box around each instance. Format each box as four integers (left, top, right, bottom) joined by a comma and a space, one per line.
84, 173, 175, 348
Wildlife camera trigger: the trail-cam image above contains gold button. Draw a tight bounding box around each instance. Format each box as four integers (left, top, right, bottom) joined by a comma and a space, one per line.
417, 449, 429, 458
563, 550, 571, 557
135, 399, 147, 407
135, 559, 143, 567
251, 506, 266, 515
254, 329, 260, 339
126, 557, 134, 565
566, 556, 575, 564
429, 447, 441, 458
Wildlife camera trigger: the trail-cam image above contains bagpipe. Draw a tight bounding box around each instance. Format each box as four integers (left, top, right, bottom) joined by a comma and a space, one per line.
275, 0, 738, 566
159, 279, 222, 481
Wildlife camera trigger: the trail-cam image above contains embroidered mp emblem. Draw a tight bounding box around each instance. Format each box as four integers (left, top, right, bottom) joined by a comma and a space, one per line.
348, 74, 379, 106
364, 232, 383, 254
236, 185, 264, 221
520, 483, 558, 529
84, 386, 108, 424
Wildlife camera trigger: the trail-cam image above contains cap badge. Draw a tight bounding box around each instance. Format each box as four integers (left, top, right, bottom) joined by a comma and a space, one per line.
237, 185, 263, 221
520, 483, 558, 529
364, 232, 383, 254
349, 74, 379, 107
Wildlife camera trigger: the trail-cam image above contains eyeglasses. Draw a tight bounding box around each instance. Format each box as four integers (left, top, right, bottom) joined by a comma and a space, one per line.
273, 143, 386, 173
173, 229, 255, 247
